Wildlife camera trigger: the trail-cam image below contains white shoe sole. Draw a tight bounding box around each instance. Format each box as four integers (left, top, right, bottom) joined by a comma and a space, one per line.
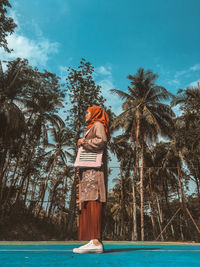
73, 249, 104, 254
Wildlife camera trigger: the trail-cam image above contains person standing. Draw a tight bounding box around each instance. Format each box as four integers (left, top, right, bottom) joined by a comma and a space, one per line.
73, 106, 109, 254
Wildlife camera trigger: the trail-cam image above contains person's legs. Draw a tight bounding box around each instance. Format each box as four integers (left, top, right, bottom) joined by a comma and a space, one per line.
89, 201, 103, 247
78, 200, 102, 241
88, 201, 102, 240
78, 202, 88, 241
74, 200, 103, 253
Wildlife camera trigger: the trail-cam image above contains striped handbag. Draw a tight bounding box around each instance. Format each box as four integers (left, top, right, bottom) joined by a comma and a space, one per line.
74, 146, 103, 168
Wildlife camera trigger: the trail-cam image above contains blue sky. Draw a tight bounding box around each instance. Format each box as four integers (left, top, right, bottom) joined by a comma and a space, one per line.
1, 0, 200, 115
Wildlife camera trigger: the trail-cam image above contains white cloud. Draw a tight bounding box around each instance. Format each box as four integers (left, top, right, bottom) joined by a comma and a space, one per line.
167, 78, 181, 87
98, 78, 115, 101
190, 64, 200, 72
165, 63, 200, 90
96, 65, 122, 115
188, 79, 200, 88
0, 10, 59, 67
175, 63, 200, 78
59, 65, 68, 84
0, 34, 59, 66
96, 66, 112, 76
9, 9, 20, 29
175, 69, 188, 78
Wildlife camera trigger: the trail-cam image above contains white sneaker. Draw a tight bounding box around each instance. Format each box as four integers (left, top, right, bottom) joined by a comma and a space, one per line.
73, 240, 104, 254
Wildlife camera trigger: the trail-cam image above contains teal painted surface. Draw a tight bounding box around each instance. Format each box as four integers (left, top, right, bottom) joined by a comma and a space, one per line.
0, 244, 200, 266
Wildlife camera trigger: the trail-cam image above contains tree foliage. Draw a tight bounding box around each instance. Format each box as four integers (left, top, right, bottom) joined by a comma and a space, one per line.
0, 0, 17, 52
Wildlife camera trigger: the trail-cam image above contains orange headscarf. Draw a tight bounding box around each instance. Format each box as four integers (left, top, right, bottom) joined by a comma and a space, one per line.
87, 106, 110, 140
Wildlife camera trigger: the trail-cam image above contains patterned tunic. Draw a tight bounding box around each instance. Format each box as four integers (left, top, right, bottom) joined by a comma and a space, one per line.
79, 122, 107, 203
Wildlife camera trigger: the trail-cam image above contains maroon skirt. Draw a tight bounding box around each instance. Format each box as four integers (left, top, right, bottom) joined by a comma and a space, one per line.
78, 201, 102, 241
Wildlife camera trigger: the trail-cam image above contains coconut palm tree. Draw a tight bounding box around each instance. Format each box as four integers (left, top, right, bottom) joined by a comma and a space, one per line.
110, 134, 135, 239
172, 86, 200, 203
0, 59, 27, 148
170, 118, 200, 238
173, 86, 200, 114
146, 141, 181, 240
37, 124, 73, 216
149, 120, 200, 241
110, 68, 175, 240
11, 65, 65, 206
0, 59, 27, 204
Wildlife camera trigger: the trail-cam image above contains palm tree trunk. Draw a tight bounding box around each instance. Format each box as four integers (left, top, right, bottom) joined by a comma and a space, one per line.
132, 118, 140, 240
120, 165, 125, 240
132, 174, 137, 240
6, 111, 35, 204
0, 149, 7, 182
5, 157, 19, 197
37, 184, 45, 217
179, 213, 184, 241
64, 171, 77, 238
170, 223, 175, 240
177, 163, 200, 235
148, 168, 157, 239
139, 142, 144, 241
156, 194, 164, 241
193, 176, 200, 205
148, 201, 157, 240
0, 149, 8, 203
15, 147, 35, 203
24, 175, 31, 205
48, 181, 59, 217
37, 151, 58, 216
0, 154, 10, 204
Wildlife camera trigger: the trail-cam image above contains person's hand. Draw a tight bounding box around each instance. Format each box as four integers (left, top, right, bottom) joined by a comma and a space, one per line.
77, 138, 85, 146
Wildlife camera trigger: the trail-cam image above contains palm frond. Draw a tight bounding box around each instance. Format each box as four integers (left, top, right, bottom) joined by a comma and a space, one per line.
110, 89, 131, 100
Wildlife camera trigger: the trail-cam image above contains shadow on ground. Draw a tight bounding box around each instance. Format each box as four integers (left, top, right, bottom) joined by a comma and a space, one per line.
104, 248, 160, 253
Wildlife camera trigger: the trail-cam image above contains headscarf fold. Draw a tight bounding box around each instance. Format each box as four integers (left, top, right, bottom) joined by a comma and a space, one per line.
87, 106, 110, 140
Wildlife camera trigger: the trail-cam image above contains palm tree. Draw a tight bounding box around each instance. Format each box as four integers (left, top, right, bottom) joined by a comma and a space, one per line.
12, 66, 65, 206
147, 141, 180, 240
172, 86, 200, 204
0, 59, 27, 205
170, 118, 200, 238
110, 134, 134, 239
0, 59, 26, 148
111, 68, 175, 240
173, 86, 200, 114
37, 124, 73, 216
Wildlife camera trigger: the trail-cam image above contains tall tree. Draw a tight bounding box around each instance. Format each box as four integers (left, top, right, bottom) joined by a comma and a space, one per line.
111, 68, 174, 240
172, 86, 200, 203
110, 134, 134, 240
0, 58, 66, 218
41, 124, 73, 217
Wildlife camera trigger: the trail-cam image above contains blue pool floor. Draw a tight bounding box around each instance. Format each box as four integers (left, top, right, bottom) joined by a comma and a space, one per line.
0, 244, 200, 267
